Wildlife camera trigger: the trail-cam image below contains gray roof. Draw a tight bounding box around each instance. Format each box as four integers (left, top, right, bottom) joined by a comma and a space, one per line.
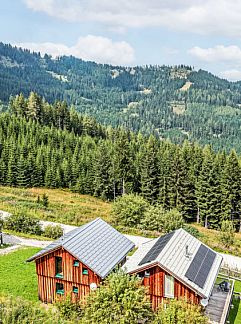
123, 228, 223, 299
28, 218, 135, 279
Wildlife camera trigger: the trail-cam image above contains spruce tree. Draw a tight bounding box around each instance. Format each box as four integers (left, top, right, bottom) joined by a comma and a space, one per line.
140, 135, 159, 203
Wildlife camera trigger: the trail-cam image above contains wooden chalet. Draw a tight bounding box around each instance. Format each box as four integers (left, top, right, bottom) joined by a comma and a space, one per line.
27, 218, 134, 303
123, 229, 223, 310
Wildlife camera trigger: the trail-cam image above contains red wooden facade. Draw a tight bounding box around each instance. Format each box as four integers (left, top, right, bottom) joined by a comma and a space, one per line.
132, 264, 201, 310
35, 247, 101, 303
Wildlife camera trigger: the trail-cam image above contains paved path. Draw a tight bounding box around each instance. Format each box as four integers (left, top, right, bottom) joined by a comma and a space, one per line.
1, 210, 241, 271
0, 245, 22, 255
2, 232, 51, 248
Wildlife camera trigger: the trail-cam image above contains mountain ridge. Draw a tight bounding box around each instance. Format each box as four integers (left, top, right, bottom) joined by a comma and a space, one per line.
1, 42, 241, 151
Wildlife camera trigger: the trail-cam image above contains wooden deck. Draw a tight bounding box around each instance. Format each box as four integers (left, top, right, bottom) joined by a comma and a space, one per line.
205, 282, 234, 324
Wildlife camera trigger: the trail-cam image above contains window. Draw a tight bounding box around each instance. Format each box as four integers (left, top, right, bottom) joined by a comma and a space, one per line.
55, 256, 63, 278
56, 282, 64, 295
144, 270, 150, 277
73, 286, 78, 294
82, 268, 89, 275
73, 260, 79, 267
164, 275, 174, 298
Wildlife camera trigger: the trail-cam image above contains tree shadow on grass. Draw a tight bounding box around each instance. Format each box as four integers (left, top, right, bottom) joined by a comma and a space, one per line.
228, 296, 240, 323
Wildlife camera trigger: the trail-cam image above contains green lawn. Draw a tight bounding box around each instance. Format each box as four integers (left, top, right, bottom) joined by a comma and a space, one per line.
0, 247, 40, 301
228, 279, 241, 324
234, 280, 241, 292
229, 296, 241, 324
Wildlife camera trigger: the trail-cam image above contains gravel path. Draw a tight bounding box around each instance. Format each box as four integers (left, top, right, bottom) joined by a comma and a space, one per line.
1, 210, 241, 271
0, 245, 22, 255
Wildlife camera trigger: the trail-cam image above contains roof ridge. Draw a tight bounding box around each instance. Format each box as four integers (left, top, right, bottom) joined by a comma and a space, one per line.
62, 218, 101, 246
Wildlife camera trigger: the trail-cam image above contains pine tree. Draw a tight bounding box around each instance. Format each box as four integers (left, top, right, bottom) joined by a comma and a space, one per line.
17, 153, 30, 187
222, 150, 241, 231
94, 141, 113, 200
196, 146, 214, 227
140, 135, 159, 203
26, 92, 42, 121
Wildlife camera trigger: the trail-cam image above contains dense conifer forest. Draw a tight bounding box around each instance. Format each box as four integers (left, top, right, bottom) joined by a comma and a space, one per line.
1, 92, 241, 231
2, 43, 241, 151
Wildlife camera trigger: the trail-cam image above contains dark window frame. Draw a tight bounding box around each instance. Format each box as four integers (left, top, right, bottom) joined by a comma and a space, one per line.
55, 256, 63, 278
56, 282, 64, 295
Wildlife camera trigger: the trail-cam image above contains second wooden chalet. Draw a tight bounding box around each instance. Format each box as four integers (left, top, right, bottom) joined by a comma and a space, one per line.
27, 218, 135, 303
123, 228, 223, 310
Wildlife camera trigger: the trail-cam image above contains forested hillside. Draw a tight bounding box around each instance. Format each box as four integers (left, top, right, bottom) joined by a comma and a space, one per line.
2, 43, 241, 151
1, 93, 241, 231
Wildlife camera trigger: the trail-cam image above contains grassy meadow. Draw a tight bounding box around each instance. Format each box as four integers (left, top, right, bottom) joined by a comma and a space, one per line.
0, 186, 111, 225
0, 247, 40, 301
1, 186, 241, 256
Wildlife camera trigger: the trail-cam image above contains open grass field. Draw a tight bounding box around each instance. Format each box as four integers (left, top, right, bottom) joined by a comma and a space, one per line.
1, 186, 241, 256
0, 247, 40, 301
191, 224, 241, 257
0, 186, 111, 225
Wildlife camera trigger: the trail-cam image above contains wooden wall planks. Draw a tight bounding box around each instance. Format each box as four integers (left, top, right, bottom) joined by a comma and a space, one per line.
35, 247, 101, 303
134, 265, 200, 309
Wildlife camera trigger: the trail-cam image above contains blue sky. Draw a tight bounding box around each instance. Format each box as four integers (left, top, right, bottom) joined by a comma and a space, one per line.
1, 0, 241, 80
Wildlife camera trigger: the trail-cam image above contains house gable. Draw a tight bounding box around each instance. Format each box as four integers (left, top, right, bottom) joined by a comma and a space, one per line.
132, 263, 201, 305
28, 218, 135, 279
124, 228, 223, 300
36, 247, 101, 303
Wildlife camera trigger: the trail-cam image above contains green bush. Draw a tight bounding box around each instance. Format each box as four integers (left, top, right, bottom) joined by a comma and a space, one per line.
153, 298, 208, 324
112, 194, 149, 227
55, 295, 83, 321
44, 224, 63, 239
219, 220, 235, 248
4, 212, 42, 235
183, 225, 201, 238
141, 205, 184, 233
37, 193, 49, 208
0, 296, 63, 324
81, 270, 152, 324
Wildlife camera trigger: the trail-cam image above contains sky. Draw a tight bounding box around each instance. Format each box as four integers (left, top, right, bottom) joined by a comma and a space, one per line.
1, 0, 241, 80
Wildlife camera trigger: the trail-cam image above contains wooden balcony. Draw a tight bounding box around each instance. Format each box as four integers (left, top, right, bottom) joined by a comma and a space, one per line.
205, 279, 234, 324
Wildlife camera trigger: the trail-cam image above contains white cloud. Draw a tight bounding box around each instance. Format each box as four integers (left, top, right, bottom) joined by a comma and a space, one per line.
15, 35, 135, 65
23, 0, 241, 37
188, 45, 241, 63
219, 69, 241, 81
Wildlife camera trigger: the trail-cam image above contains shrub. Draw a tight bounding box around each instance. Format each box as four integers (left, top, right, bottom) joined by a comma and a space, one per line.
141, 205, 184, 233
37, 193, 49, 208
153, 298, 208, 324
44, 224, 63, 239
183, 225, 201, 238
112, 194, 149, 227
42, 193, 49, 207
81, 270, 152, 324
55, 295, 83, 321
0, 296, 62, 324
219, 220, 235, 248
4, 212, 42, 235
